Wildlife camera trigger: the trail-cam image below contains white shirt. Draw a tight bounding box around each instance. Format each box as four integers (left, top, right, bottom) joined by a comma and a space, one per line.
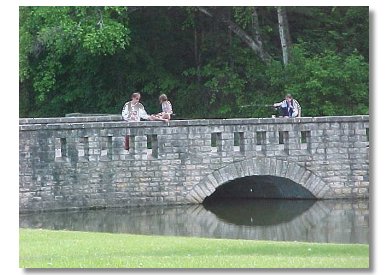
274, 99, 302, 117
161, 101, 173, 114
121, 101, 150, 121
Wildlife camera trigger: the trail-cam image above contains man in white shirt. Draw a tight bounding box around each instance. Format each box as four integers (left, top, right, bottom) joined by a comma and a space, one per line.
273, 94, 302, 118
121, 92, 151, 121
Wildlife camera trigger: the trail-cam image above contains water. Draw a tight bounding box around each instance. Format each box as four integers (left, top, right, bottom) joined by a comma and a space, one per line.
19, 199, 369, 244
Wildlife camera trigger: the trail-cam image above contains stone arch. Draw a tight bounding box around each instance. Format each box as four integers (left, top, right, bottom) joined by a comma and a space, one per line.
185, 156, 334, 203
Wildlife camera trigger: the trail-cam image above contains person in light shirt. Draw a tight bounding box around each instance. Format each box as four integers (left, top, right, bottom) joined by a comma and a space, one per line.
150, 94, 173, 122
121, 92, 151, 121
273, 94, 302, 118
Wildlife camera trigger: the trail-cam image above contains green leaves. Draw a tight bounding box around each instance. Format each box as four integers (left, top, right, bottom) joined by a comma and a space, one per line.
20, 6, 131, 116
82, 21, 129, 55
21, 6, 130, 58
19, 7, 368, 119
267, 45, 368, 116
233, 7, 253, 29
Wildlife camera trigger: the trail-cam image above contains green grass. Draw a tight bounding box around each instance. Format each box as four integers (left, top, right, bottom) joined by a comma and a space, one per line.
19, 228, 369, 268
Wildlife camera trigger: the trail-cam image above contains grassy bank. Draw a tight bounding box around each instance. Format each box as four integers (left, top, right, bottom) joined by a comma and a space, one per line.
19, 229, 369, 268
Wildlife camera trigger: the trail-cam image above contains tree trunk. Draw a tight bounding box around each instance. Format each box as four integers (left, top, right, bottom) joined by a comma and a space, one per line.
277, 6, 292, 65
251, 7, 268, 60
228, 12, 235, 69
221, 16, 271, 63
193, 26, 201, 86
197, 7, 271, 63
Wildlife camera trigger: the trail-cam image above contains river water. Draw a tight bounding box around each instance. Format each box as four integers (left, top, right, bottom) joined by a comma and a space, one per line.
19, 199, 369, 244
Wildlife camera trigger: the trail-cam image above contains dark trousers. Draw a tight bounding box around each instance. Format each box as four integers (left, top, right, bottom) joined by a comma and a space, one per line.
280, 107, 293, 117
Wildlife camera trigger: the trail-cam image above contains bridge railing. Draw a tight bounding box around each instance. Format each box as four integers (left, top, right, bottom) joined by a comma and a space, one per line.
19, 115, 369, 160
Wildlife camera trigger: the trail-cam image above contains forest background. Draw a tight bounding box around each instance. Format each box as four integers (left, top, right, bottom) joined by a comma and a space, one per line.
19, 6, 369, 119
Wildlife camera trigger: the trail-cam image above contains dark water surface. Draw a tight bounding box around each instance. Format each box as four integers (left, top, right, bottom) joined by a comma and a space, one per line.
19, 199, 369, 244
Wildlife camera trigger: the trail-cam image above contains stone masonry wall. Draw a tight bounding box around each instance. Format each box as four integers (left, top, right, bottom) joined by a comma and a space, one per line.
19, 115, 369, 213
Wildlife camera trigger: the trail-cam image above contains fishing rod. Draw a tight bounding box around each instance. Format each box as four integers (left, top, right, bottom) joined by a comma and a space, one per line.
240, 104, 276, 109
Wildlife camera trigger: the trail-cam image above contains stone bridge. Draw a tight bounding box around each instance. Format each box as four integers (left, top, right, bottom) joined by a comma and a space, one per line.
19, 115, 369, 212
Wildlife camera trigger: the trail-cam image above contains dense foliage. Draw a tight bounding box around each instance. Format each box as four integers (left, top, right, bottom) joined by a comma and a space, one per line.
19, 6, 369, 118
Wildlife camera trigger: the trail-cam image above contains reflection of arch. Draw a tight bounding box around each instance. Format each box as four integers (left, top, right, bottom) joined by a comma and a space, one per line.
186, 156, 334, 203
187, 201, 339, 243
203, 199, 316, 226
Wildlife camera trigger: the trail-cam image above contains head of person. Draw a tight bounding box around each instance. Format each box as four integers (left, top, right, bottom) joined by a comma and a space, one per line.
285, 94, 293, 102
159, 94, 168, 103
131, 92, 141, 102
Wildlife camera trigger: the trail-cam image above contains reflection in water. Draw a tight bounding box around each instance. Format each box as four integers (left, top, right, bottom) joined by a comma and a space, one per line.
19, 199, 369, 244
202, 199, 315, 226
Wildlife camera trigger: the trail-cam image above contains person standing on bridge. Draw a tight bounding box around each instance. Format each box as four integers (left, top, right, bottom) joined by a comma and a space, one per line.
273, 94, 302, 118
150, 94, 173, 122
121, 92, 151, 121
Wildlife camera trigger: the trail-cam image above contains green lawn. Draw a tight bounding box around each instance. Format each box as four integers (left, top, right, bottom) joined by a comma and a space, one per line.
19, 228, 369, 268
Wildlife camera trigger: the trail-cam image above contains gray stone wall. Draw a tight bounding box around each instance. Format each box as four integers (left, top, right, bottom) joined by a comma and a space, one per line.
19, 115, 369, 212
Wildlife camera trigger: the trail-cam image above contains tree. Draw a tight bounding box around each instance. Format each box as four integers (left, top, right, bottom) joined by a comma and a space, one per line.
197, 7, 271, 63
277, 6, 292, 65
19, 6, 130, 116
267, 46, 369, 116
19, 6, 369, 119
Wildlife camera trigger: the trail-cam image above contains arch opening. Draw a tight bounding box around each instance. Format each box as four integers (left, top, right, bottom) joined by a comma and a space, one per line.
186, 157, 332, 204
203, 175, 316, 202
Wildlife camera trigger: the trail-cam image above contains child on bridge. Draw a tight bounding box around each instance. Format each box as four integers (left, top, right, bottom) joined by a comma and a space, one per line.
150, 94, 173, 122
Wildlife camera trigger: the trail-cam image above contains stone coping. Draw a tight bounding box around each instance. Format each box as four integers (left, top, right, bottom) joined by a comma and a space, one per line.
19, 115, 369, 131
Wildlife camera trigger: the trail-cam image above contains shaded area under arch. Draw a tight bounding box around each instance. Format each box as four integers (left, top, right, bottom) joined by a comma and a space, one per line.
204, 175, 317, 200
